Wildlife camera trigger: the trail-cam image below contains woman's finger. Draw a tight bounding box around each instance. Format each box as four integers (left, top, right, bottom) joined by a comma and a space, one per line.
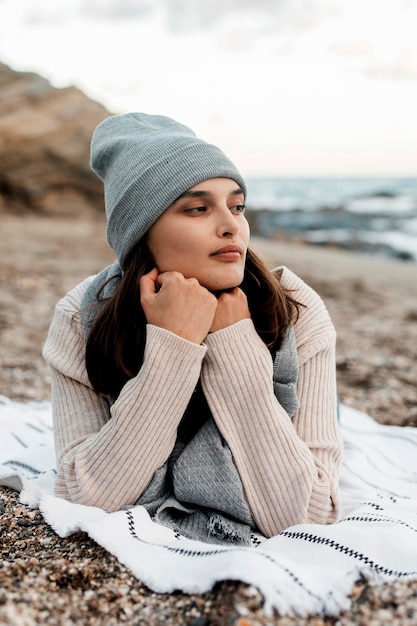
139, 268, 159, 297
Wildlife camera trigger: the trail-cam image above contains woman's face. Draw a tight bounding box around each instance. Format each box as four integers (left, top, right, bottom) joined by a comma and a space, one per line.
147, 177, 250, 292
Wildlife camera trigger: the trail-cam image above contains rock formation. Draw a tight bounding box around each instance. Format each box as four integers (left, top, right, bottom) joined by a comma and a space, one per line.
0, 62, 111, 215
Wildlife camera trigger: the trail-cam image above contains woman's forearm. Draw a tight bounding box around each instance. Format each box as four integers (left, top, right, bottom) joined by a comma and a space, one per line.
51, 325, 206, 511
201, 319, 342, 537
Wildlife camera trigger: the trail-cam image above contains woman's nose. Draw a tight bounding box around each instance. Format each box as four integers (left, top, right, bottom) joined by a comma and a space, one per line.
217, 206, 239, 237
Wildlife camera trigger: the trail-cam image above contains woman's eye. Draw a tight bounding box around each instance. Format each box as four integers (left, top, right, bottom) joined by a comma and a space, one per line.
231, 204, 246, 214
185, 206, 207, 214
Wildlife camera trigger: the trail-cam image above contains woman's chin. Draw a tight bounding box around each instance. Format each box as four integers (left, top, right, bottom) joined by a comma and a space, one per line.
187, 268, 245, 292
205, 279, 243, 293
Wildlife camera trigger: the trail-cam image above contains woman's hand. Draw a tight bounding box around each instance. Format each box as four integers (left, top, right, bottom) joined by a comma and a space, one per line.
210, 288, 251, 333
140, 268, 218, 344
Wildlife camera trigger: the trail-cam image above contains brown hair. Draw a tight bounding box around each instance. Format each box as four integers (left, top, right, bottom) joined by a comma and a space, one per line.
85, 240, 301, 398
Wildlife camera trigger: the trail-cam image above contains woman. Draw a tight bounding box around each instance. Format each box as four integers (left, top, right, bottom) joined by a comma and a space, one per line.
43, 112, 342, 545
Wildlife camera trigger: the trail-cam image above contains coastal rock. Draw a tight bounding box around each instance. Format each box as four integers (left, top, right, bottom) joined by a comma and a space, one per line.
0, 62, 111, 215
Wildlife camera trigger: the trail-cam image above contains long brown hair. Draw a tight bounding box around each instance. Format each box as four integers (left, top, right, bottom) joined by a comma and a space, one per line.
85, 240, 301, 398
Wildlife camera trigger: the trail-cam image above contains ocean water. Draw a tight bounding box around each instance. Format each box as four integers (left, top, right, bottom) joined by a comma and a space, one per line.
246, 177, 417, 261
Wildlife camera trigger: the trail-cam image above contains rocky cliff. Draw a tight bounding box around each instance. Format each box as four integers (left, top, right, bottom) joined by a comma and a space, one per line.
0, 62, 111, 215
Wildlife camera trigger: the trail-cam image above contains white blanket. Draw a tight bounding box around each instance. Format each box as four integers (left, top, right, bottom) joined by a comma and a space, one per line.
1, 395, 417, 617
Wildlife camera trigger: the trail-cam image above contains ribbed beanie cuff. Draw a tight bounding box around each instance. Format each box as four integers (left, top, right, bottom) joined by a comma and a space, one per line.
90, 113, 246, 268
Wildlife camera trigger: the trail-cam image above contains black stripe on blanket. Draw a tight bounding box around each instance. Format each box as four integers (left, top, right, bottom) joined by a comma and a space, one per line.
24, 421, 49, 434
280, 530, 417, 578
10, 433, 29, 449
339, 514, 417, 534
4, 460, 43, 475
125, 510, 337, 613
360, 501, 384, 511
343, 441, 417, 481
342, 463, 412, 500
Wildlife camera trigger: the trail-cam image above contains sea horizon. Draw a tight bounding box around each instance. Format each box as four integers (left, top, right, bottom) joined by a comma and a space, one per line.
244, 176, 417, 261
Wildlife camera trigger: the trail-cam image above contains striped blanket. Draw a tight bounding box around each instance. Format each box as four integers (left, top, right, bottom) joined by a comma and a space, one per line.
1, 395, 416, 617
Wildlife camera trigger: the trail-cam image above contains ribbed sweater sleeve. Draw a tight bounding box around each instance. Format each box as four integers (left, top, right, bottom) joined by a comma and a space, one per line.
201, 267, 342, 537
43, 278, 206, 511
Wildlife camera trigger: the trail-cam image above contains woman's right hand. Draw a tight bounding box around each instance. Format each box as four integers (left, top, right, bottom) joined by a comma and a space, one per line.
140, 268, 218, 344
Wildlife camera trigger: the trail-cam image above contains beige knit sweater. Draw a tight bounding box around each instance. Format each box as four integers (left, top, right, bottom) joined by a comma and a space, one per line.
43, 266, 342, 538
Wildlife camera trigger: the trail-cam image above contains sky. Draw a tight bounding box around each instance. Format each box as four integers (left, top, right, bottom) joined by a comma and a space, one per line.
0, 0, 416, 177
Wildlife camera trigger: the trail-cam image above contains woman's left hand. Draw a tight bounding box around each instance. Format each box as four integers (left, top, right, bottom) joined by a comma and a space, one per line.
210, 288, 251, 333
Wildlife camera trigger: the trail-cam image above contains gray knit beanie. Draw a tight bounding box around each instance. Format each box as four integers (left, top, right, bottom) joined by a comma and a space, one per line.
90, 112, 247, 268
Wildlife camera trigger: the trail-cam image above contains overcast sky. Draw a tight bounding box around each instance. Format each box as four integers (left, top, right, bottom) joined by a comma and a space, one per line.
1, 0, 416, 176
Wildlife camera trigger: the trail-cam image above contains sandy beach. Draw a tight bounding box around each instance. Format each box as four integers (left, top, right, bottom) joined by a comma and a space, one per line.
1, 215, 417, 625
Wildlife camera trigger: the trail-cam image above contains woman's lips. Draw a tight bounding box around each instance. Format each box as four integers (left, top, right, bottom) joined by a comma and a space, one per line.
210, 245, 243, 260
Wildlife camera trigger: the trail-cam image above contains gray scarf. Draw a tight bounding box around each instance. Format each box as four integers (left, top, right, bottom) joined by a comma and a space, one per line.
81, 262, 300, 545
